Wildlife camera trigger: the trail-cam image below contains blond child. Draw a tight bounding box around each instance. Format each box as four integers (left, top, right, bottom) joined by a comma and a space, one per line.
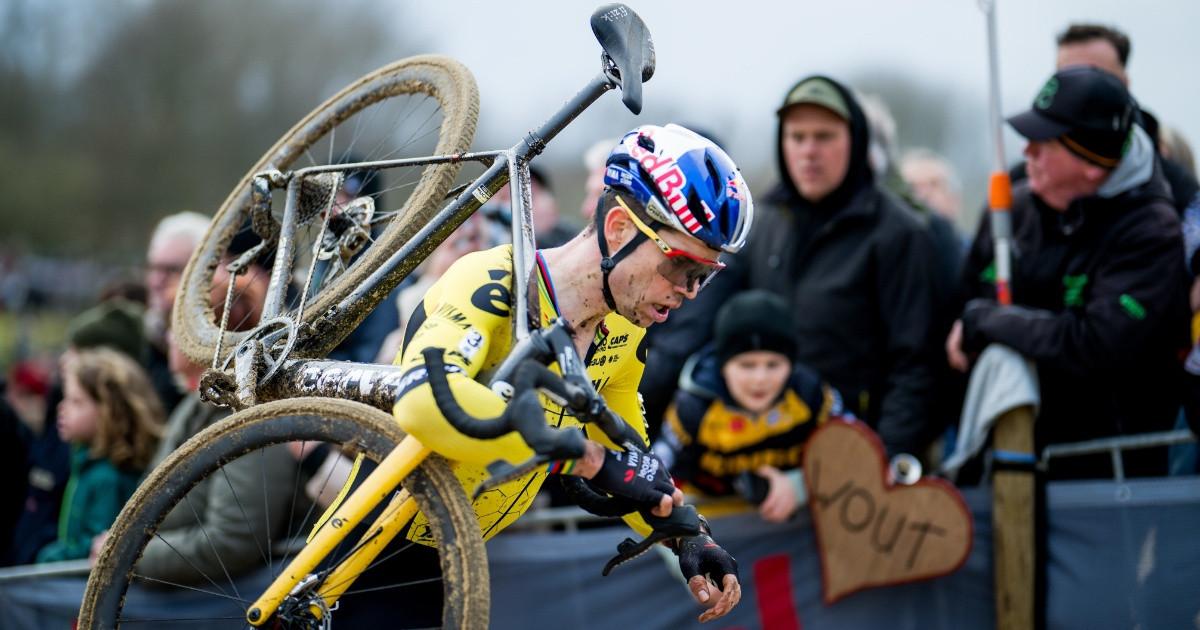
36, 348, 163, 563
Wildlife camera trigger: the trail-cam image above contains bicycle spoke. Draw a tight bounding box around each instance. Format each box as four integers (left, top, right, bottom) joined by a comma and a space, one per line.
217, 465, 271, 570
259, 447, 270, 571
327, 123, 335, 170
142, 530, 234, 601
182, 492, 243, 601
284, 440, 309, 573
356, 94, 433, 171
333, 90, 388, 167
129, 572, 252, 605
343, 575, 442, 596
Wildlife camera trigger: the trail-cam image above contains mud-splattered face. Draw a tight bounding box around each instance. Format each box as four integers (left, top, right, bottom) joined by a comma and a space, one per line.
606, 223, 720, 327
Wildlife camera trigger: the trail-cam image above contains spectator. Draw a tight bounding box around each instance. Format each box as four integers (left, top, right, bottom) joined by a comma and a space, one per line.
711, 74, 939, 457
0, 381, 28, 560
580, 137, 620, 221
4, 301, 147, 566
63, 300, 147, 367
101, 330, 300, 581
900, 148, 965, 229
653, 291, 846, 523
481, 165, 578, 248
948, 67, 1190, 480
1044, 23, 1200, 221
1159, 125, 1196, 179
36, 348, 163, 563
861, 96, 967, 463
145, 211, 210, 409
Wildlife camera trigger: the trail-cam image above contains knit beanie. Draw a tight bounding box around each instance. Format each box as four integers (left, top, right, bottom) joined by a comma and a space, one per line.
66, 299, 147, 362
714, 290, 798, 365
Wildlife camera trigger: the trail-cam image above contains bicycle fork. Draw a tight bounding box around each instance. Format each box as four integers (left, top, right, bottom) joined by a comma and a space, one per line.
246, 435, 432, 626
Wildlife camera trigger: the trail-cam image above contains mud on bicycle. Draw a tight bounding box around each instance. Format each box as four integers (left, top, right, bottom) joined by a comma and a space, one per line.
80, 4, 748, 628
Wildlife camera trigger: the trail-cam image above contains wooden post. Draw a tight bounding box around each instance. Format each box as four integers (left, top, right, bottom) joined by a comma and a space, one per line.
992, 406, 1036, 630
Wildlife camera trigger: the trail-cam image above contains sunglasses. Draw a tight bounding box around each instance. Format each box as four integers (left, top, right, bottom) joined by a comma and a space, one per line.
614, 194, 725, 292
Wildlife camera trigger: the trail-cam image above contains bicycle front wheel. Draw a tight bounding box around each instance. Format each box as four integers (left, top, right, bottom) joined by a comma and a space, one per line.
173, 55, 479, 365
79, 397, 489, 629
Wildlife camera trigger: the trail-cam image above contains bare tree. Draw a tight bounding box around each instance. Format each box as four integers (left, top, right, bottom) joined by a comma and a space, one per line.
0, 0, 424, 260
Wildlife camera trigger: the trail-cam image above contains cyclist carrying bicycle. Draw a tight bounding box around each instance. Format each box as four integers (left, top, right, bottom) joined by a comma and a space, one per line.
391, 123, 752, 623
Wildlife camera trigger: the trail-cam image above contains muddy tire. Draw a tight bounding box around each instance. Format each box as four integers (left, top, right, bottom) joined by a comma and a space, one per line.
172, 55, 479, 365
79, 397, 488, 629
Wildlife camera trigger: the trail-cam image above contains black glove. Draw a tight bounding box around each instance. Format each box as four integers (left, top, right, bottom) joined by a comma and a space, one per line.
960, 298, 998, 354
589, 441, 677, 509
674, 518, 739, 589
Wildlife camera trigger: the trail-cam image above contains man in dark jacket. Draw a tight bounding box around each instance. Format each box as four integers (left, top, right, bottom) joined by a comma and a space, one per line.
715, 75, 938, 457
948, 67, 1190, 480
1015, 24, 1200, 225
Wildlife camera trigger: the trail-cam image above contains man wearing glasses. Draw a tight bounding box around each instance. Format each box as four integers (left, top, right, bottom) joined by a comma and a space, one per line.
384, 124, 750, 626
143, 211, 211, 412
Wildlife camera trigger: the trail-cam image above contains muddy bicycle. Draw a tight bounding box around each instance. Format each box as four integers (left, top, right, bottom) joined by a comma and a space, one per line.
78, 4, 729, 628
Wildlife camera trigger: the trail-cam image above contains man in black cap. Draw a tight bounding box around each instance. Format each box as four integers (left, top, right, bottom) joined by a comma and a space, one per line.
947, 66, 1190, 479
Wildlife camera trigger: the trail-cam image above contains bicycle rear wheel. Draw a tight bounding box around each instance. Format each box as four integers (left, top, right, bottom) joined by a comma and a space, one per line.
173, 55, 479, 365
79, 397, 489, 629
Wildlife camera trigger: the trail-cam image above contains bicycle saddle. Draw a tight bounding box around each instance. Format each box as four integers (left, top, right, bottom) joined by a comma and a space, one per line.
591, 3, 655, 114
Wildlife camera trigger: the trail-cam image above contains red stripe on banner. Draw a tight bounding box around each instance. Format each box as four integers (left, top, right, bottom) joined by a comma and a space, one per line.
754, 554, 801, 630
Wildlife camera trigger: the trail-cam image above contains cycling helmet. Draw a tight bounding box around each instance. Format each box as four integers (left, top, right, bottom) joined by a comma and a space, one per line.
603, 124, 753, 254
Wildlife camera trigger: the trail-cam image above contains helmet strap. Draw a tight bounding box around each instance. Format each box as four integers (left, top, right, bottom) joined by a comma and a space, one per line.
594, 200, 649, 312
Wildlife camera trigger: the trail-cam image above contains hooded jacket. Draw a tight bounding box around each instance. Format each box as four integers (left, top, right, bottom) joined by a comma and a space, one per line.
34, 445, 141, 563
961, 126, 1190, 479
721, 76, 939, 456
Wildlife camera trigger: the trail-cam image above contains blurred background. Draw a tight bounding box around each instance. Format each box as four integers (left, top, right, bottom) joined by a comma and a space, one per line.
2, 0, 1198, 360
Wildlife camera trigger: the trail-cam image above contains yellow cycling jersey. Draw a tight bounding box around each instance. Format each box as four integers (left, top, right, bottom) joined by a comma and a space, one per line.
392, 245, 651, 545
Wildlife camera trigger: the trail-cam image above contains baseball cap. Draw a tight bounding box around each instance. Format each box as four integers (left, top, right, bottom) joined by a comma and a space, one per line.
1007, 66, 1135, 168
777, 76, 850, 121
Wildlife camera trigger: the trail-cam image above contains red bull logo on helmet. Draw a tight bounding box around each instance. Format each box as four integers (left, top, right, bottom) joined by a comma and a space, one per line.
624, 130, 705, 234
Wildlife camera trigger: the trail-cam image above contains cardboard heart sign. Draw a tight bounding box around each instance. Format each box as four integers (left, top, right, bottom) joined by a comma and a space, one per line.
803, 420, 973, 604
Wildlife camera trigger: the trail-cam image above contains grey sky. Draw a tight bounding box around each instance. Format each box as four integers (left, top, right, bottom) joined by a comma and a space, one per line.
399, 0, 1200, 217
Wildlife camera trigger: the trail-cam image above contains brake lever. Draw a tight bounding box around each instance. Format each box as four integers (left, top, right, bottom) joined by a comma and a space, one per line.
601, 504, 700, 576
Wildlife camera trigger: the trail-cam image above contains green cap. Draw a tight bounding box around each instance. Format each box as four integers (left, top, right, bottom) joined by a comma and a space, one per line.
67, 299, 147, 362
777, 77, 850, 121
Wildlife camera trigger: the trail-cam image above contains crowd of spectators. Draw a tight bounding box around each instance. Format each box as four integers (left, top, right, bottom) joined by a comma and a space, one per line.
0, 20, 1196, 622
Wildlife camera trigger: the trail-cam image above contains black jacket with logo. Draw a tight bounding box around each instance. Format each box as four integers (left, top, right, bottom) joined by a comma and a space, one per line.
960, 129, 1190, 479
